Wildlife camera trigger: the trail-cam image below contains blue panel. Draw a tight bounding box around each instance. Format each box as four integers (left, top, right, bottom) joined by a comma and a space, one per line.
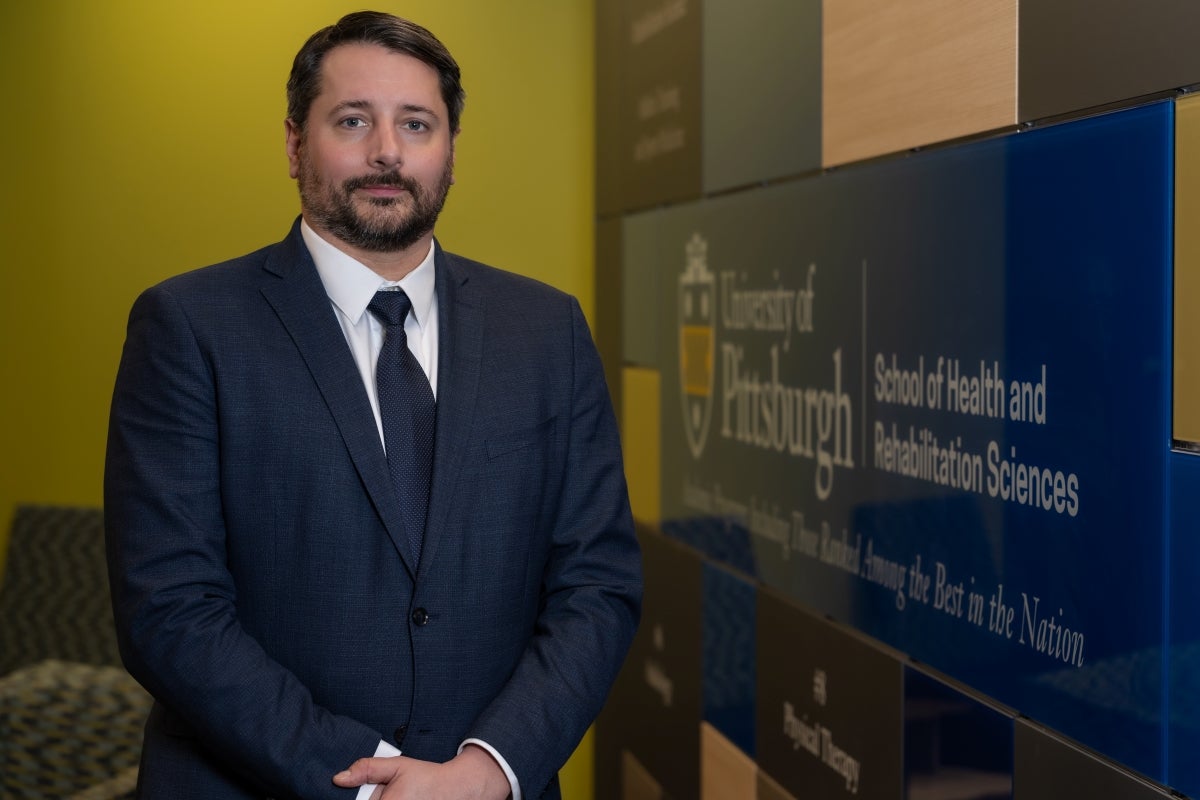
657, 102, 1175, 782
703, 563, 756, 756
905, 668, 1013, 799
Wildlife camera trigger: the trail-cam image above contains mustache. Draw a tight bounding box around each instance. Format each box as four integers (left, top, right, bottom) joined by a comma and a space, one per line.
343, 172, 421, 194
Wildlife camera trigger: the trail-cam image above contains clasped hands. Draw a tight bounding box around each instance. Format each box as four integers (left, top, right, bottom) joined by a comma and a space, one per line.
333, 743, 511, 800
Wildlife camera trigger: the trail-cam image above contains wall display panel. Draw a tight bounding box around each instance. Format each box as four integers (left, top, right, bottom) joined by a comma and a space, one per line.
756, 589, 904, 798
1014, 720, 1172, 800
650, 102, 1174, 781
622, 750, 666, 800
1019, 0, 1200, 124
702, 563, 756, 757
615, 0, 702, 212
1175, 94, 1200, 446
623, 210, 667, 368
1168, 95, 1200, 796
596, 1, 627, 219
757, 770, 797, 800
700, 723, 756, 800
822, 0, 1016, 167
1168, 450, 1200, 797
598, 529, 704, 800
597, 216, 625, 408
904, 668, 1012, 798
702, 0, 821, 193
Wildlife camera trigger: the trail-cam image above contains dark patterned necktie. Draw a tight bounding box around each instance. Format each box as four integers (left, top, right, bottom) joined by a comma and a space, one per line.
368, 290, 435, 565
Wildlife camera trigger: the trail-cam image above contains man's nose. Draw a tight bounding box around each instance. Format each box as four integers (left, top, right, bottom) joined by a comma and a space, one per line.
370, 125, 403, 169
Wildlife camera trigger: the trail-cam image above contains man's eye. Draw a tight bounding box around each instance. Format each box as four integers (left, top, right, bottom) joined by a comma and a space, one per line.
341, 118, 367, 129
404, 120, 428, 132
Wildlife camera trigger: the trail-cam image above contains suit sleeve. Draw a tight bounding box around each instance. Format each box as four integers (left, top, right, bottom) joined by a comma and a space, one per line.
465, 297, 643, 796
104, 284, 381, 798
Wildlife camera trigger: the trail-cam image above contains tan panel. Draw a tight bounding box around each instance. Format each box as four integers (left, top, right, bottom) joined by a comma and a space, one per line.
823, 0, 1017, 167
1177, 96, 1200, 445
756, 769, 798, 800
622, 749, 665, 800
701, 722, 757, 800
622, 367, 662, 523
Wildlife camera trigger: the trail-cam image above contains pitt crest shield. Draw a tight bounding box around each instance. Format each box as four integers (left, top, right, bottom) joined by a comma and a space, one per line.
679, 233, 715, 459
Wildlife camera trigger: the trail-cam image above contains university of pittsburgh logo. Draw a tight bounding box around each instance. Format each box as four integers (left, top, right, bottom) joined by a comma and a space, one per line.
679, 233, 715, 459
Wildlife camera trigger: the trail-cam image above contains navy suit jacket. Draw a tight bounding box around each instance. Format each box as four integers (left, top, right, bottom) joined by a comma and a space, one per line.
104, 221, 642, 799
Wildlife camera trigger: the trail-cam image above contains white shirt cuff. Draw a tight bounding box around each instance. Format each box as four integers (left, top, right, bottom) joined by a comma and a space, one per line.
351, 737, 519, 799
355, 740, 403, 800
461, 738, 522, 800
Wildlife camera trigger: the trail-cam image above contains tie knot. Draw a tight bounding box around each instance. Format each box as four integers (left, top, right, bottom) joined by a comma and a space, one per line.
368, 290, 413, 328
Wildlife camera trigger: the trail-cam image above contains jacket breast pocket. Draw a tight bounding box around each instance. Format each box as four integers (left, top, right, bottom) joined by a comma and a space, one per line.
468, 417, 557, 532
485, 416, 556, 461
458, 417, 559, 611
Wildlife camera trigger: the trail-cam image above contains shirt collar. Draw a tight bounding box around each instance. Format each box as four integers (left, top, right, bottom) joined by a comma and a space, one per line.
301, 219, 437, 330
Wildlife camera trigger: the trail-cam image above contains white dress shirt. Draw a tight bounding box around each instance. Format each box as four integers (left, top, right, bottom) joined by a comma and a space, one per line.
302, 221, 521, 800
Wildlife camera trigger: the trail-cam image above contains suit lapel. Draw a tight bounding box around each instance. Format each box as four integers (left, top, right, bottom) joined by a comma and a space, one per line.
420, 247, 484, 576
258, 222, 417, 576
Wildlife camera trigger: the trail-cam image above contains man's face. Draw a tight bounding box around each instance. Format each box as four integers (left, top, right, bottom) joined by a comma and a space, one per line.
286, 43, 455, 255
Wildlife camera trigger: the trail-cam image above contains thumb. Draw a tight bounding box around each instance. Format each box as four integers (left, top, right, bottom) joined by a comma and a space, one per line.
333, 756, 404, 787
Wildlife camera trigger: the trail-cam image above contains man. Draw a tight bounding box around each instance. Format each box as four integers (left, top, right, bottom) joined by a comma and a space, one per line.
104, 11, 641, 800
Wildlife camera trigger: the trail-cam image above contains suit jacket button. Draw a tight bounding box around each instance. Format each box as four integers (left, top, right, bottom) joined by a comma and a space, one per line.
394, 725, 408, 746
411, 607, 429, 626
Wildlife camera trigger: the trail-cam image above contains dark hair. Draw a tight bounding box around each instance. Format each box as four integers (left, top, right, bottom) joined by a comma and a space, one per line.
287, 11, 465, 134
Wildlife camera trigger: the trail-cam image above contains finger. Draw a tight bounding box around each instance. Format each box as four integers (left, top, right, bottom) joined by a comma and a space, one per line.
331, 766, 363, 788
333, 756, 403, 787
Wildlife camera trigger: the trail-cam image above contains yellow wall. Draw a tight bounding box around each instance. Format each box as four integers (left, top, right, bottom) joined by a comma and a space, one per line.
0, 1, 595, 795
622, 367, 661, 524
1177, 95, 1200, 445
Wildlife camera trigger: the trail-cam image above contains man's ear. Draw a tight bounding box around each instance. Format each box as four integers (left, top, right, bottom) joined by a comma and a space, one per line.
285, 119, 302, 180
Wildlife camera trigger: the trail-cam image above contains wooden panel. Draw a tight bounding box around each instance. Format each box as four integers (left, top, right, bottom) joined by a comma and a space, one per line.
822, 0, 1016, 167
756, 769, 798, 800
1176, 95, 1200, 445
622, 750, 664, 800
623, 367, 661, 523
701, 722, 757, 800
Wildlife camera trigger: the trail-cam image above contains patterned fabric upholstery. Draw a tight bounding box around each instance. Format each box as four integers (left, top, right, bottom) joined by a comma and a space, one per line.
65, 767, 139, 800
0, 660, 149, 798
0, 505, 151, 799
0, 505, 123, 674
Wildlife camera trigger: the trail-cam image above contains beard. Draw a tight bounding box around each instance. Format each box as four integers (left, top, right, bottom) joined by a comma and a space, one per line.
297, 153, 453, 253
